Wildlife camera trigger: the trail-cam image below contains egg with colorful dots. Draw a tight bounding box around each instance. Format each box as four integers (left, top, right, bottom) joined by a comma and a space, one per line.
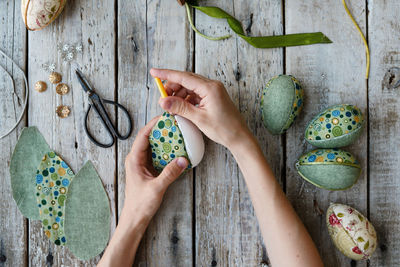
149, 112, 204, 171
260, 74, 304, 135
326, 203, 377, 260
305, 104, 364, 148
295, 148, 361, 190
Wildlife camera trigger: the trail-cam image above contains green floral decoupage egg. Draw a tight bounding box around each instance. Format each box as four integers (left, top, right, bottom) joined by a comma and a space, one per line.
327, 203, 377, 260
149, 112, 204, 172
295, 149, 361, 190
261, 74, 304, 135
305, 104, 364, 148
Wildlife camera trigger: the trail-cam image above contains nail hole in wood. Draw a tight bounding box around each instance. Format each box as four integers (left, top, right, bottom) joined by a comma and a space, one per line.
46, 253, 53, 265
383, 67, 400, 89
0, 254, 6, 263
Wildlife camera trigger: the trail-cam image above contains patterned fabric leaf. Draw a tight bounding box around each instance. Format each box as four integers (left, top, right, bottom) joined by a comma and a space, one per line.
188, 4, 332, 48
35, 151, 74, 246
357, 237, 365, 242
10, 127, 50, 220
337, 213, 344, 217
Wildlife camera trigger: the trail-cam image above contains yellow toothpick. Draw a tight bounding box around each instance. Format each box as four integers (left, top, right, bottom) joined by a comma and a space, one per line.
342, 0, 370, 79
154, 77, 168, 98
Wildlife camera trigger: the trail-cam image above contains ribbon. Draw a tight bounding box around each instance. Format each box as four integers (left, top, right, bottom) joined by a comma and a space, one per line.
185, 2, 332, 48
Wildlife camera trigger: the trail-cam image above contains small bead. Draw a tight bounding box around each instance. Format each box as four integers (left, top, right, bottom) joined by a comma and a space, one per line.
56, 83, 69, 95
49, 72, 62, 84
34, 81, 47, 92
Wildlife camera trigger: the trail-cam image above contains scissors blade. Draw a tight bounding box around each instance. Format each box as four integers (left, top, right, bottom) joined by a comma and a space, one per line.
75, 69, 93, 93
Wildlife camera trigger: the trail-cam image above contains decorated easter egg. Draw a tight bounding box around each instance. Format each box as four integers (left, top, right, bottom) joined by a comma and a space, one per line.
295, 148, 361, 190
326, 203, 377, 260
305, 104, 364, 148
149, 112, 204, 171
261, 74, 304, 135
21, 0, 67, 31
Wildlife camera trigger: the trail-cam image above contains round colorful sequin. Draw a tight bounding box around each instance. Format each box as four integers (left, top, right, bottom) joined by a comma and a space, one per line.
149, 112, 190, 171
35, 151, 74, 245
295, 148, 361, 190
261, 74, 304, 135
305, 104, 364, 148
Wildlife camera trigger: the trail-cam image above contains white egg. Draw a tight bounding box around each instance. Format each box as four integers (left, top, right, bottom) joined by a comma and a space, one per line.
175, 115, 204, 167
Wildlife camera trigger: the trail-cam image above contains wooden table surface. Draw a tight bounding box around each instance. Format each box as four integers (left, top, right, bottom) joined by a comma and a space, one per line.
1, 0, 399, 266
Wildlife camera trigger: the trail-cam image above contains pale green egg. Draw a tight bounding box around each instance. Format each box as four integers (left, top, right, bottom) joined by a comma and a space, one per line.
260, 75, 304, 135
295, 149, 361, 190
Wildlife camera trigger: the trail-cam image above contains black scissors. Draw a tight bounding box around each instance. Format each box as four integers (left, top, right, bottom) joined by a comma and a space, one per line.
75, 69, 133, 148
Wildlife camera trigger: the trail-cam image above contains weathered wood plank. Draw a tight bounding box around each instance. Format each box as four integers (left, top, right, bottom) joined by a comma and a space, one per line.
285, 1, 368, 266
118, 1, 194, 266
116, 0, 148, 265
27, 0, 116, 265
368, 0, 400, 266
195, 0, 283, 265
116, 0, 148, 223
0, 0, 27, 266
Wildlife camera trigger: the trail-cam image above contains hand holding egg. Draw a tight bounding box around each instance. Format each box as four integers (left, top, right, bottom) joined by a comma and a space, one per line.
151, 68, 252, 150
150, 78, 205, 171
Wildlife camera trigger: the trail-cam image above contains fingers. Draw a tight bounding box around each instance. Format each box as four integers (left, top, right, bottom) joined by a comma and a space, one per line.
150, 68, 209, 98
130, 116, 159, 155
156, 157, 188, 188
158, 96, 204, 123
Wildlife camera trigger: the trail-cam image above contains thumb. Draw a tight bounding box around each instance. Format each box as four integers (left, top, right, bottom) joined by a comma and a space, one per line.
159, 96, 199, 122
157, 157, 189, 188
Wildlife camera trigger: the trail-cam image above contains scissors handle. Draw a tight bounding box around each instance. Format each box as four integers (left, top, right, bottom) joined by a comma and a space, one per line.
85, 96, 133, 148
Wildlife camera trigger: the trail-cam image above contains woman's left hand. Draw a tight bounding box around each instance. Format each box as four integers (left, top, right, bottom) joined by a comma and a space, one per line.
122, 116, 189, 224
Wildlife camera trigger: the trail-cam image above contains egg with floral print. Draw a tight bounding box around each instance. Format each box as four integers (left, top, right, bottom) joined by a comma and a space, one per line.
327, 203, 377, 260
295, 149, 361, 190
21, 0, 67, 31
305, 104, 364, 148
261, 75, 304, 135
149, 112, 204, 172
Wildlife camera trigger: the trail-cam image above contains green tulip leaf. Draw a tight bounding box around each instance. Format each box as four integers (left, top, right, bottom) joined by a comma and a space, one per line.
186, 3, 332, 48
10, 127, 50, 220
64, 161, 111, 260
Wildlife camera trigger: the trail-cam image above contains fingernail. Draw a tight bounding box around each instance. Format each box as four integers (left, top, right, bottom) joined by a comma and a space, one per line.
177, 157, 188, 168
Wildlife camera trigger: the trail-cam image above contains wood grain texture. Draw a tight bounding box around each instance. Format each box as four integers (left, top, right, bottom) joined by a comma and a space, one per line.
124, 1, 194, 266
368, 0, 400, 266
285, 1, 369, 266
0, 1, 27, 266
1, 0, 400, 266
195, 0, 283, 265
27, 0, 116, 265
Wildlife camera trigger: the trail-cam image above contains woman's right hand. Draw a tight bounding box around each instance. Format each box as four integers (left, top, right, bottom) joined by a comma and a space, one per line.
150, 68, 253, 149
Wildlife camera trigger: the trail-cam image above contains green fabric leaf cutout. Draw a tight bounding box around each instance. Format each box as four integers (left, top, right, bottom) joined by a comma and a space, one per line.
364, 240, 370, 250
35, 151, 74, 246
337, 213, 344, 217
357, 237, 365, 242
10, 127, 50, 220
64, 161, 111, 260
358, 214, 364, 221
188, 4, 332, 48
